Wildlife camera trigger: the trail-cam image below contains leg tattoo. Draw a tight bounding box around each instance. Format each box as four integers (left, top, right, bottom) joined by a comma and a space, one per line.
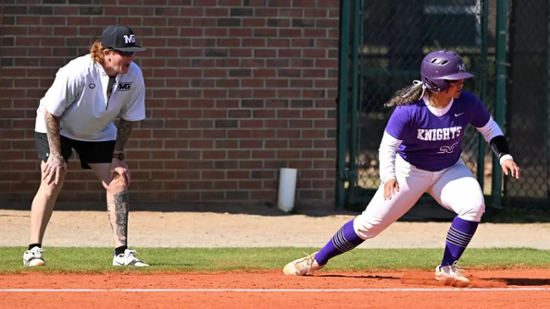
106, 203, 114, 232
113, 191, 130, 246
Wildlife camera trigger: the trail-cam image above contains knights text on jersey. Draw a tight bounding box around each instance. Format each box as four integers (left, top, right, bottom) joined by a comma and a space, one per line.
385, 91, 490, 171
34, 54, 146, 142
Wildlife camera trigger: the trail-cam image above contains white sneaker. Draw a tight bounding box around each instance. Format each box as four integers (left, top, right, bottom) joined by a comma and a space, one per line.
23, 247, 45, 267
113, 249, 149, 267
283, 252, 325, 276
435, 261, 469, 282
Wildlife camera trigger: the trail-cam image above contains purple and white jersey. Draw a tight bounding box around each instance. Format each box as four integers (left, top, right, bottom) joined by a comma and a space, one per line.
385, 91, 490, 171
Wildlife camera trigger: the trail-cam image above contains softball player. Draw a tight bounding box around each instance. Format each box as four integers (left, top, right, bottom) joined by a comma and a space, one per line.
23, 25, 148, 267
283, 50, 521, 282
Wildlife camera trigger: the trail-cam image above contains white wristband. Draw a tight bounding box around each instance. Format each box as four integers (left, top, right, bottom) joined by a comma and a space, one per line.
499, 154, 513, 165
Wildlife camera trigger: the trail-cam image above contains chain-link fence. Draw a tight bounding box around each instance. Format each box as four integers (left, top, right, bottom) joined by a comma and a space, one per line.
336, 0, 550, 212
506, 0, 549, 205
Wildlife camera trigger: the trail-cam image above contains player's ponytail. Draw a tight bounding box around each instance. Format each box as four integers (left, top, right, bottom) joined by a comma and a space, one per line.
90, 40, 105, 65
384, 80, 425, 107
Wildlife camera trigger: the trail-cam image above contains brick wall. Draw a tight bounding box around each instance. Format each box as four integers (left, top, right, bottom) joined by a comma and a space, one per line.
0, 0, 340, 206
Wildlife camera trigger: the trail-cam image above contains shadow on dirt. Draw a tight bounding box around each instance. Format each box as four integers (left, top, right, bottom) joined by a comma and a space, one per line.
485, 278, 550, 286
318, 274, 399, 280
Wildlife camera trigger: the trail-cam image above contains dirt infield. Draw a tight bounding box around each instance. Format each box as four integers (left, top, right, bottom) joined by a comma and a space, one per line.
2, 207, 550, 308
1, 269, 550, 308
1, 209, 550, 249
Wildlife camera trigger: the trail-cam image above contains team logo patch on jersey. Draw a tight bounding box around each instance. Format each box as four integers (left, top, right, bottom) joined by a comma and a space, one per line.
437, 142, 459, 154
89, 83, 96, 89
118, 82, 132, 91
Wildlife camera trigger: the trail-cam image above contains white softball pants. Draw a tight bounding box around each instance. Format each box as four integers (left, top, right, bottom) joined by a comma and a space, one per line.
354, 155, 485, 239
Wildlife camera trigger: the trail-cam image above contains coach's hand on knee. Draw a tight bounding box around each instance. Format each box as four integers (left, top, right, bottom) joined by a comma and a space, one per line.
43, 154, 67, 186
383, 178, 400, 201
110, 159, 131, 189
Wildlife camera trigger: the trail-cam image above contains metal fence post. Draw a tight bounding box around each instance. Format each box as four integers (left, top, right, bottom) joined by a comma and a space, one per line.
336, 0, 351, 209
477, 0, 489, 189
547, 0, 550, 202
493, 0, 509, 208
348, 0, 361, 205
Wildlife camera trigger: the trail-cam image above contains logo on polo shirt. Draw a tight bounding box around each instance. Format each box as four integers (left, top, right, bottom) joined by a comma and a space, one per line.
118, 82, 132, 91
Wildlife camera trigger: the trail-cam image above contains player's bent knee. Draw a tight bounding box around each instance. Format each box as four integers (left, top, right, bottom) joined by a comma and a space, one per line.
353, 216, 386, 240
458, 202, 485, 222
453, 183, 485, 222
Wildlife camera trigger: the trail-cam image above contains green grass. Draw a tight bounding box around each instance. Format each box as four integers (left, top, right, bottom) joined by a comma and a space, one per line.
2, 247, 549, 274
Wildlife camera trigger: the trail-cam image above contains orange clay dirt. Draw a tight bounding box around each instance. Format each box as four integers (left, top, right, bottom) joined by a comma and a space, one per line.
1, 269, 550, 309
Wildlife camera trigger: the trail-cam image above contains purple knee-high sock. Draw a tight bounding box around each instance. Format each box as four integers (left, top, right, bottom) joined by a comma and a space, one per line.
315, 220, 364, 265
441, 216, 479, 266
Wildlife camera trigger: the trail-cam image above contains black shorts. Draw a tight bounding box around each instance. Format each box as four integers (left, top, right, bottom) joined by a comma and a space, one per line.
35, 132, 116, 169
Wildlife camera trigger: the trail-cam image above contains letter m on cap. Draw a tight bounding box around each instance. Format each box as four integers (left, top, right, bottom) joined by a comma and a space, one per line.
457, 63, 466, 72
124, 34, 135, 44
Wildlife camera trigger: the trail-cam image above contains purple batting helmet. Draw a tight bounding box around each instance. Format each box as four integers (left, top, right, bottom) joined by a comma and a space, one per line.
420, 50, 474, 93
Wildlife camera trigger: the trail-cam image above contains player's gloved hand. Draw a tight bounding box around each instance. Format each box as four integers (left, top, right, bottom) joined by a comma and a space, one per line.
110, 159, 131, 188
43, 154, 67, 185
383, 178, 400, 200
501, 159, 521, 179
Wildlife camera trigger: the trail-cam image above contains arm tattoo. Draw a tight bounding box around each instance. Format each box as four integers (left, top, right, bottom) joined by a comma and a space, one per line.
114, 118, 134, 153
114, 191, 130, 245
45, 111, 63, 158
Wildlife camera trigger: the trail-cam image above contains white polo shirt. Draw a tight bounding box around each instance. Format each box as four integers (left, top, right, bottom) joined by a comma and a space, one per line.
35, 54, 146, 141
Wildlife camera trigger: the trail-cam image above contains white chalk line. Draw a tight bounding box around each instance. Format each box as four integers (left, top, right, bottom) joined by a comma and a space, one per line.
0, 288, 549, 293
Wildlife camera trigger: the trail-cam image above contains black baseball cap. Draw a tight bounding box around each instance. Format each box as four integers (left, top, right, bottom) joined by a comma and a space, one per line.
101, 25, 146, 52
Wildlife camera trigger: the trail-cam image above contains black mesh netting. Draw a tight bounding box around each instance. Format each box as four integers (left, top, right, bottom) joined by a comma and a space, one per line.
347, 0, 550, 216
506, 0, 549, 205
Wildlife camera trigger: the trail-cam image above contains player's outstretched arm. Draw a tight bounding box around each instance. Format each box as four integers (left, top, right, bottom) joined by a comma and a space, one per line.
475, 116, 521, 179
490, 135, 521, 179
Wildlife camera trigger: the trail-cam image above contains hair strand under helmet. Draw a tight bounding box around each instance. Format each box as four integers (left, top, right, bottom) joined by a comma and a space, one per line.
420, 50, 474, 93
